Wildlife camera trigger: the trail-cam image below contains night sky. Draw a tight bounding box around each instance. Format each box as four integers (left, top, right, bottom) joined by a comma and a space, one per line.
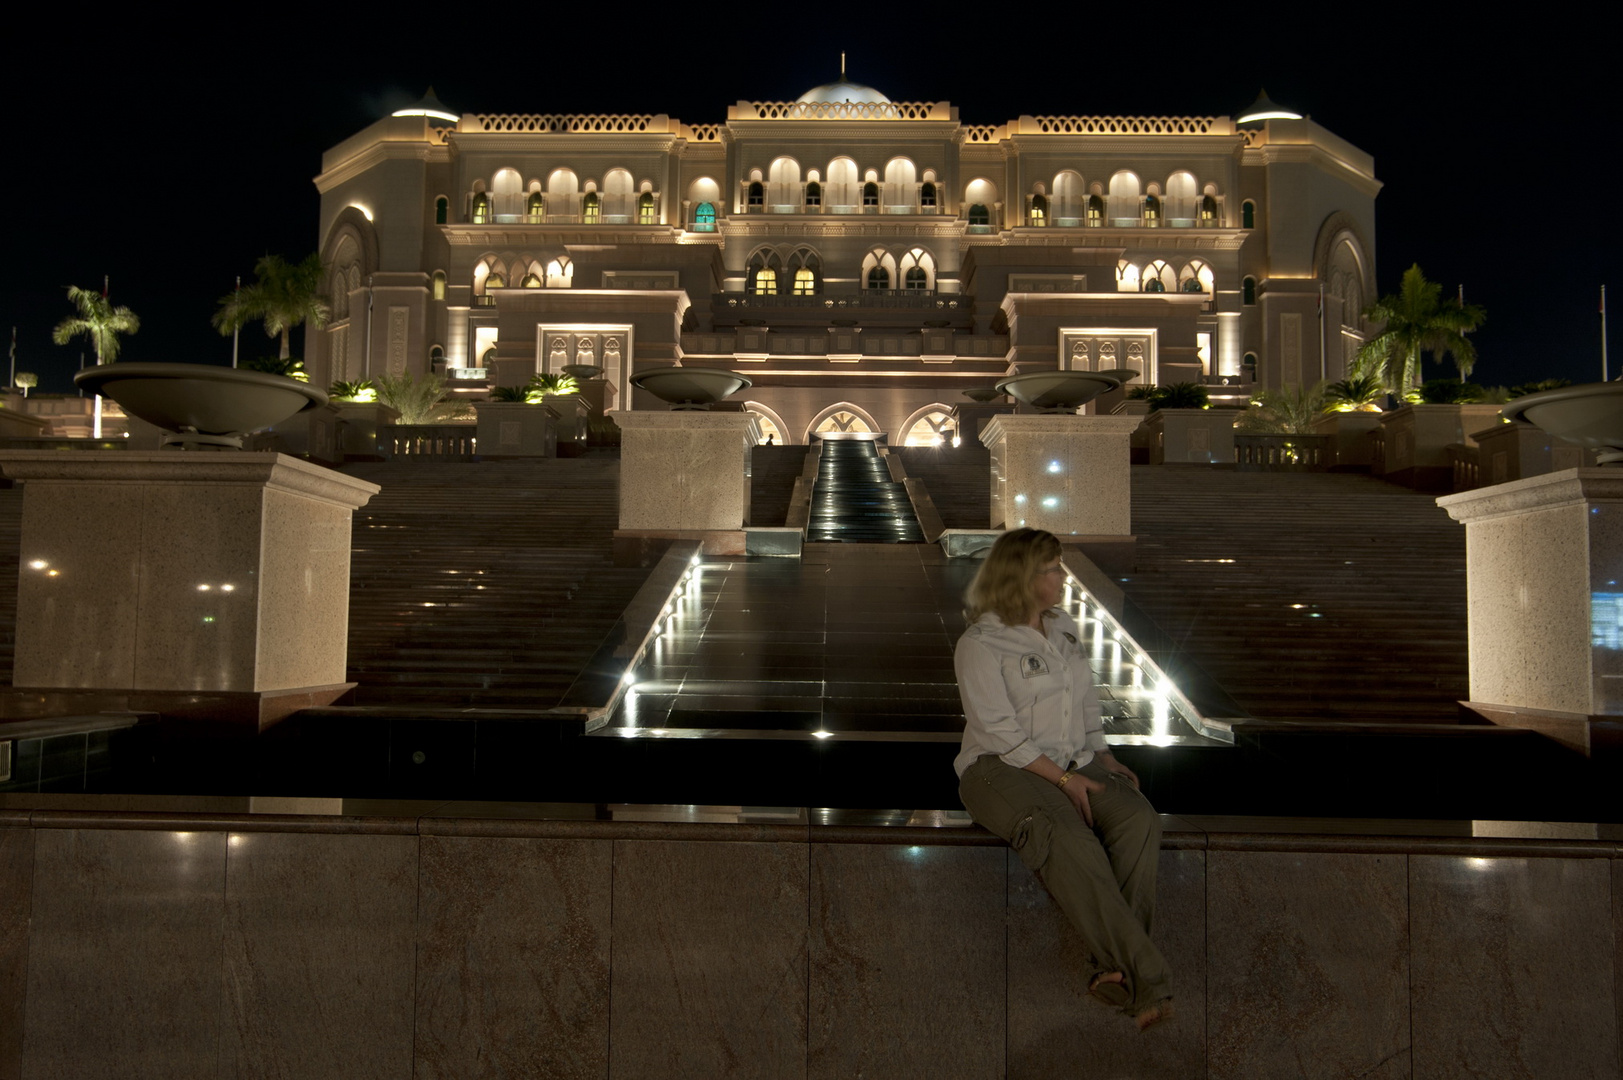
2, 15, 1611, 394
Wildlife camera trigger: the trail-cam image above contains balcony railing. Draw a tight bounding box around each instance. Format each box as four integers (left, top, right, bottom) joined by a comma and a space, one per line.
1234, 434, 1331, 471
719, 291, 964, 311
385, 424, 477, 461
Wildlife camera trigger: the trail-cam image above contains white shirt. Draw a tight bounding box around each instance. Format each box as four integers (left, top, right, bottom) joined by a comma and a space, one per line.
953, 609, 1106, 777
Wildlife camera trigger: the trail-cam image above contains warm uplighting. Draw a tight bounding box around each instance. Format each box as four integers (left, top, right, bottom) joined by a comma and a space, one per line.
27, 560, 45, 570
1235, 89, 1303, 125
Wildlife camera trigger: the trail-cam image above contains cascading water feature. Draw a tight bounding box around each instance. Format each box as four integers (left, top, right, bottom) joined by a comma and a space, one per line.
806, 438, 924, 542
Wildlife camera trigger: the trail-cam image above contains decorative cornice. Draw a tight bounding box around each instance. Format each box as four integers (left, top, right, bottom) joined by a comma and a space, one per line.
0, 452, 381, 509
1437, 468, 1623, 523
1241, 144, 1382, 197
316, 142, 444, 193
718, 219, 966, 240
442, 225, 683, 247
449, 131, 682, 155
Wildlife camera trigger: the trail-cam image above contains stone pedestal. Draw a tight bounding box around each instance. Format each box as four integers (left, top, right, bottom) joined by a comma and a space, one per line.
609, 411, 761, 555
1472, 420, 1593, 487
0, 452, 379, 730
1380, 404, 1505, 490
1310, 410, 1384, 469
335, 402, 400, 461
473, 401, 557, 459
1144, 408, 1236, 465
980, 414, 1140, 536
1438, 468, 1623, 753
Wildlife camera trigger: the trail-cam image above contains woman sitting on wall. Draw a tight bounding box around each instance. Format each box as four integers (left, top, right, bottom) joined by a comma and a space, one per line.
953, 527, 1173, 1031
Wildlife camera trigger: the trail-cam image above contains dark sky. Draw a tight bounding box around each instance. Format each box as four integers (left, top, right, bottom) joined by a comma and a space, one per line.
2, 15, 1612, 394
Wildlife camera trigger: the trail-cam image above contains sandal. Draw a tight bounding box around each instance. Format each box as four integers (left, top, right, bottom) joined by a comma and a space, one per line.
1087, 970, 1132, 1009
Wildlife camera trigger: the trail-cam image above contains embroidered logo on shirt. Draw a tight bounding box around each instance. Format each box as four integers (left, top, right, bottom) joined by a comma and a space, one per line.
1020, 653, 1050, 678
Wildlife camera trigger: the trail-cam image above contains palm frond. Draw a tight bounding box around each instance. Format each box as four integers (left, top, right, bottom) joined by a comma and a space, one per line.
51, 285, 139, 363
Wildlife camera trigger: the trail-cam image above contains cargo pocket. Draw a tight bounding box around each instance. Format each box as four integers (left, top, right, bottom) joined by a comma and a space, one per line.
1009, 809, 1053, 873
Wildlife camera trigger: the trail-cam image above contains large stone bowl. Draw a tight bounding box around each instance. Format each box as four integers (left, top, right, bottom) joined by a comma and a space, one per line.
1502, 382, 1623, 466
75, 362, 327, 449
995, 371, 1123, 412
630, 367, 752, 410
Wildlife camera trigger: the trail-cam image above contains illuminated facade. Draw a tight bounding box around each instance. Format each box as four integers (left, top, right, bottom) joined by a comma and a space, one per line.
311, 80, 1381, 445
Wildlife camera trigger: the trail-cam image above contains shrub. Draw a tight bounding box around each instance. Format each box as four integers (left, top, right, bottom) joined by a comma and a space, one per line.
1510, 378, 1573, 398
328, 379, 375, 402
244, 355, 307, 382
374, 371, 457, 424
1417, 378, 1484, 404
1323, 374, 1386, 412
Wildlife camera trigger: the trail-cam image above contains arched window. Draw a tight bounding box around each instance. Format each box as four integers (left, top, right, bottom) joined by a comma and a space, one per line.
603, 169, 635, 222
1053, 171, 1084, 224
920, 181, 937, 208
471, 192, 490, 224
432, 270, 446, 300
1180, 260, 1215, 294
1243, 352, 1258, 374
1115, 260, 1140, 293
639, 192, 656, 224
1242, 200, 1255, 229
1087, 194, 1104, 226
862, 181, 879, 208
694, 201, 716, 231
747, 250, 783, 295
527, 191, 545, 223
1107, 171, 1141, 226
1142, 260, 1174, 293
522, 272, 542, 288
491, 168, 523, 220
486, 272, 506, 289
826, 158, 860, 208
435, 196, 449, 225
902, 409, 955, 446
1243, 276, 1256, 305
1143, 195, 1161, 226
1164, 172, 1198, 225
862, 248, 897, 291
747, 181, 764, 209
547, 168, 580, 220
968, 203, 989, 226
545, 257, 573, 288
898, 247, 935, 291
1029, 193, 1047, 226
867, 266, 891, 290
787, 248, 821, 295
1200, 195, 1218, 224
805, 181, 822, 207
583, 192, 600, 224
814, 410, 875, 435
430, 344, 445, 368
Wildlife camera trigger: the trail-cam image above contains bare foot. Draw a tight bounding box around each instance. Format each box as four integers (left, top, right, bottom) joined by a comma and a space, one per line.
1134, 999, 1174, 1033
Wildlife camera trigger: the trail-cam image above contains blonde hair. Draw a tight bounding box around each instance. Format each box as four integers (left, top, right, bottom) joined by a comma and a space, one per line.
965, 528, 1063, 625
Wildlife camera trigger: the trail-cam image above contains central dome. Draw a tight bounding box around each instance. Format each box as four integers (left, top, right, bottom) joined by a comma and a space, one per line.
797, 78, 890, 105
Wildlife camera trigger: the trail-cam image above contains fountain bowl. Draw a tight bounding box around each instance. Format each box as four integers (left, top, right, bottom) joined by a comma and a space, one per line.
74, 363, 327, 449
995, 370, 1123, 412
961, 387, 1003, 404
1501, 382, 1623, 465
562, 364, 603, 381
630, 367, 752, 410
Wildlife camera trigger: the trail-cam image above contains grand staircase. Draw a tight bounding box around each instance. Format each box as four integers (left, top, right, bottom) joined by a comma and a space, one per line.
340, 456, 651, 707
806, 439, 924, 542
1123, 468, 1469, 721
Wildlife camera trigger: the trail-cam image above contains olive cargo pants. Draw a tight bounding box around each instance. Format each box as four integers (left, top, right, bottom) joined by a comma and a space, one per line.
959, 754, 1171, 1013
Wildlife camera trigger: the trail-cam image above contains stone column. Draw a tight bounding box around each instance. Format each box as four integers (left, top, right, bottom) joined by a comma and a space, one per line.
980, 414, 1141, 536
609, 411, 761, 557
0, 451, 379, 730
1438, 468, 1623, 753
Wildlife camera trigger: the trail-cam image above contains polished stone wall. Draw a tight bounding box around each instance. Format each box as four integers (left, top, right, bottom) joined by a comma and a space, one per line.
1, 802, 1619, 1079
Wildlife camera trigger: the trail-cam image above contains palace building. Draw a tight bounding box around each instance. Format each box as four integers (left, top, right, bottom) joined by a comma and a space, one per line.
311, 76, 1380, 445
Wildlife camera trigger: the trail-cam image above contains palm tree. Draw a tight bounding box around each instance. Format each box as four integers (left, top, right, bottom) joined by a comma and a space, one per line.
1355, 264, 1485, 396
51, 284, 140, 365
212, 254, 331, 361
52, 283, 140, 438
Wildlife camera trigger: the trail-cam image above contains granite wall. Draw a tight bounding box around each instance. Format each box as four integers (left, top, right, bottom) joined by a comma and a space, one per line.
1, 804, 1618, 1079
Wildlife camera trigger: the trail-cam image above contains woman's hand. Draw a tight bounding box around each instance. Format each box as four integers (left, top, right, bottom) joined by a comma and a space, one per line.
1064, 772, 1107, 827
1095, 751, 1139, 790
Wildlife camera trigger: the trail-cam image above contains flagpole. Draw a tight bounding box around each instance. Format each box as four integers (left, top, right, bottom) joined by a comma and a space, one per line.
231, 275, 240, 368
1603, 285, 1610, 382
8, 327, 14, 390
1318, 282, 1326, 381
